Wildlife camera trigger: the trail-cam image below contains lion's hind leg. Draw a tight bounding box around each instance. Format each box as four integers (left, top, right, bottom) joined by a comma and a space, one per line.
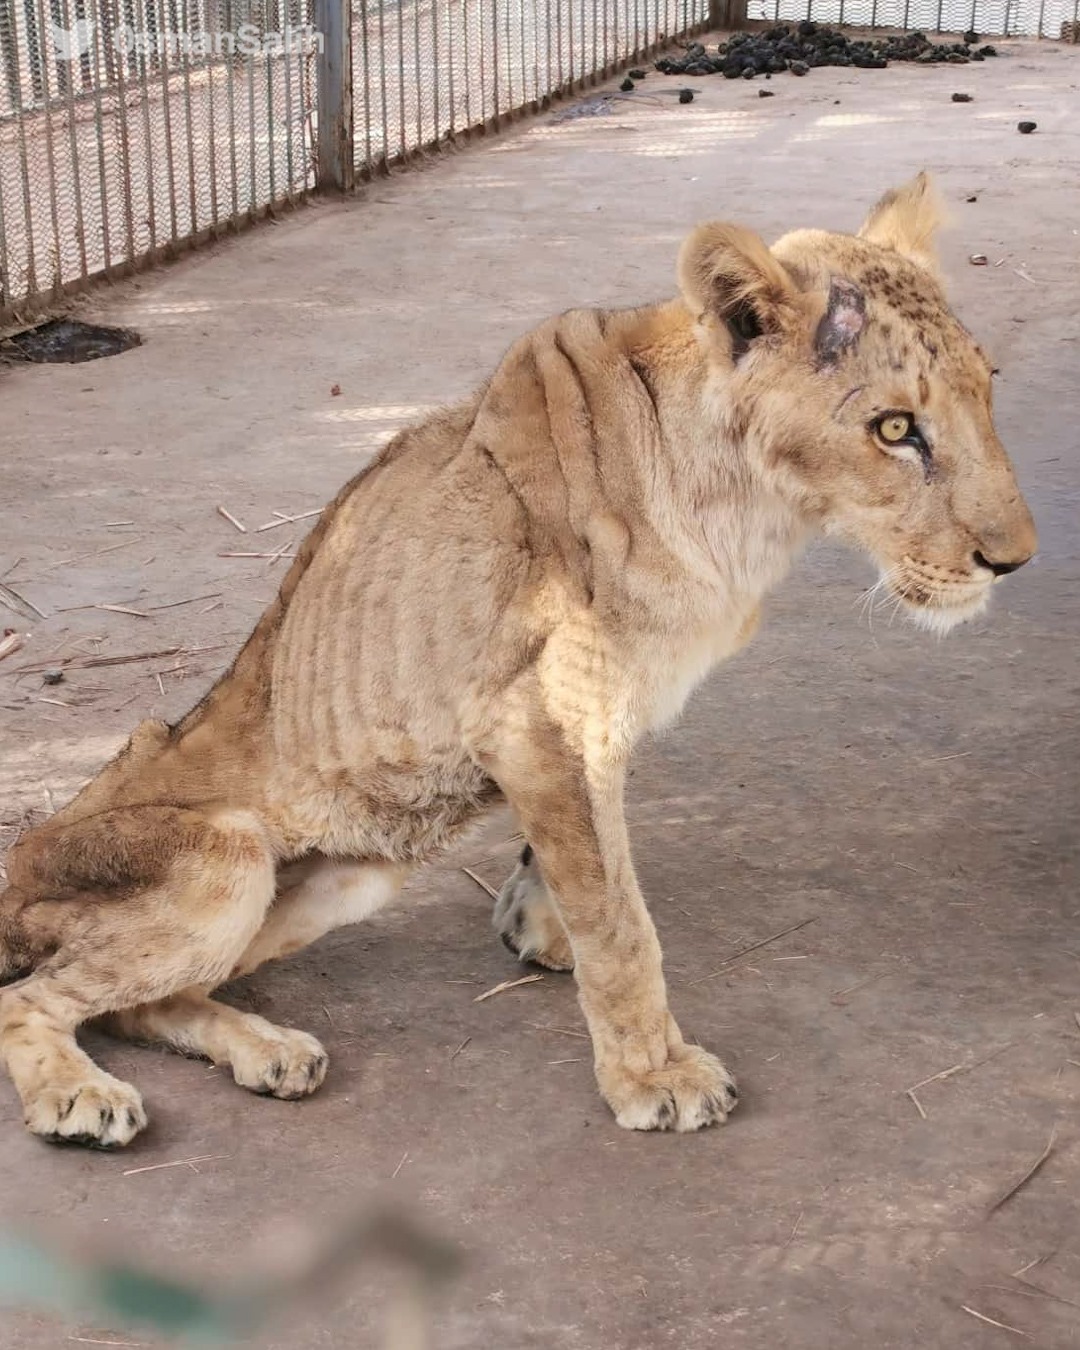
493, 844, 574, 971
102, 858, 408, 1101
106, 991, 329, 1100
0, 808, 275, 1148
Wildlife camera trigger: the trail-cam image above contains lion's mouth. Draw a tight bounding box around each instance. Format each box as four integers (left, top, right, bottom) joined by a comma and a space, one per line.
883, 558, 993, 633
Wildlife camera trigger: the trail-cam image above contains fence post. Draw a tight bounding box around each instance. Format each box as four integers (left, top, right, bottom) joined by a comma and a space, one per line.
315, 0, 354, 192
708, 0, 747, 29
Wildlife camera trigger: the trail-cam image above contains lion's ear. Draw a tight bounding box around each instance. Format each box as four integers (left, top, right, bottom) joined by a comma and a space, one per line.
677, 222, 799, 360
858, 171, 945, 275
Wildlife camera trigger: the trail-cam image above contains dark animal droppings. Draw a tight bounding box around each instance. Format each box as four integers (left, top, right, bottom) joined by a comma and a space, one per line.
678, 88, 694, 103
951, 91, 973, 102
1017, 120, 1037, 133
652, 25, 994, 83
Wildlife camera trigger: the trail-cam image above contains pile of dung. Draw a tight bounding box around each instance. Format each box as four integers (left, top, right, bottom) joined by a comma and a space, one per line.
654, 23, 999, 78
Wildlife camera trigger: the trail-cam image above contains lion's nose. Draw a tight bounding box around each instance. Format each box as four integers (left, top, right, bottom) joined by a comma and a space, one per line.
973, 549, 1031, 577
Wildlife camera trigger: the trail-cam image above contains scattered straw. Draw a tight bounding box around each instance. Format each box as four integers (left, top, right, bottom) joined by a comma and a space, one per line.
9, 646, 183, 676
94, 604, 151, 619
960, 1305, 1029, 1337
219, 550, 297, 560
68, 1337, 148, 1347
155, 673, 165, 696
449, 1036, 471, 1061
1012, 1255, 1050, 1279
527, 1022, 589, 1040
148, 592, 222, 611
122, 1152, 229, 1177
0, 631, 25, 662
45, 537, 144, 569
264, 537, 295, 568
216, 505, 247, 533
783, 1211, 803, 1248
904, 1042, 1016, 1117
690, 917, 818, 985
474, 973, 543, 1003
0, 580, 47, 621
255, 508, 322, 532
905, 1089, 928, 1120
987, 1127, 1057, 1215
832, 971, 891, 1004
391, 1150, 410, 1179
461, 866, 499, 901
548, 1058, 584, 1065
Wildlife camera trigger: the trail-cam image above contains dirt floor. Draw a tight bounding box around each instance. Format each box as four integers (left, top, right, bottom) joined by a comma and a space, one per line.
1, 35, 1078, 1350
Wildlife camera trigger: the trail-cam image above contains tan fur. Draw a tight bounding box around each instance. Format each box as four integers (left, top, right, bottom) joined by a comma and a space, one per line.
0, 177, 1036, 1145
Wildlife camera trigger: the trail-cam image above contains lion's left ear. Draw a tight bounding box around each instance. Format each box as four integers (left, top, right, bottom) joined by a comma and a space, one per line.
678, 222, 800, 361
858, 171, 945, 276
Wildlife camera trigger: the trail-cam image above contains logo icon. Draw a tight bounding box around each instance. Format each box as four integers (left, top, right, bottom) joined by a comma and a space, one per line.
51, 19, 95, 61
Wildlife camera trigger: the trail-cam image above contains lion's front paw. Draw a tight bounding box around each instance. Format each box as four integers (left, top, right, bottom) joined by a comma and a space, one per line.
27, 1072, 147, 1149
493, 846, 574, 971
600, 1046, 738, 1133
229, 1023, 329, 1100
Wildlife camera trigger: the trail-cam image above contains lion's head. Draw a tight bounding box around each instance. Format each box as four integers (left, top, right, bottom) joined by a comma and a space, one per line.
678, 173, 1037, 632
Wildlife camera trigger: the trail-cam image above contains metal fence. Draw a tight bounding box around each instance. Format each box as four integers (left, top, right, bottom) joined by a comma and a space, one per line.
0, 0, 1072, 328
756, 0, 1078, 36
0, 0, 708, 328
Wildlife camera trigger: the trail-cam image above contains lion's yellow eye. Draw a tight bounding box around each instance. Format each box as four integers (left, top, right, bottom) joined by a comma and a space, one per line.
876, 413, 915, 444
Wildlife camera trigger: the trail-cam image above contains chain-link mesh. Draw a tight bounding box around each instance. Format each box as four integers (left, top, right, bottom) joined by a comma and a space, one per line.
5, 0, 1066, 326
351, 0, 709, 176
0, 0, 316, 325
753, 0, 1079, 35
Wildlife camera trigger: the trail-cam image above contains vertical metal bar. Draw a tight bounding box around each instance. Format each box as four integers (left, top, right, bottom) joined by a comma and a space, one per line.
1035, 0, 1046, 34
225, 2, 240, 220
110, 0, 136, 271
504, 0, 513, 110
60, 0, 89, 280
87, 3, 111, 269
410, 0, 418, 147
281, 4, 295, 198
491, 0, 499, 123
266, 23, 278, 202
447, 0, 456, 134
314, 0, 352, 187
462, 0, 471, 127
179, 7, 197, 233
156, 0, 179, 243
433, 0, 441, 139
360, 0, 373, 169
247, 23, 258, 211
32, 0, 61, 292
377, 0, 389, 163
395, 0, 406, 155
544, 0, 552, 95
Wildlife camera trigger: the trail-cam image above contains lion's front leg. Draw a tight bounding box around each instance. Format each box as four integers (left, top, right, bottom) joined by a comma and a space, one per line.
486, 725, 737, 1133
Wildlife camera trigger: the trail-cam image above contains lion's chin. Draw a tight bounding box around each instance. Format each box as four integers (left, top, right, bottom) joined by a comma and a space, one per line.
891, 581, 992, 635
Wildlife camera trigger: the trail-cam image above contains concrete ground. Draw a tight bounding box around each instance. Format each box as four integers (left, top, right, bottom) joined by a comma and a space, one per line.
1, 36, 1078, 1350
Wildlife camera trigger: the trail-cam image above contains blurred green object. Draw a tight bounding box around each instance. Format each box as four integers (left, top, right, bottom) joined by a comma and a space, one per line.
0, 1205, 461, 1345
